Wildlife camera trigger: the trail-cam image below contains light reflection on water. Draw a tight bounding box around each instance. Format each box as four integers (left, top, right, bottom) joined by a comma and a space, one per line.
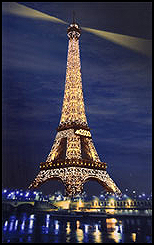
106, 218, 122, 243
76, 220, 84, 243
2, 212, 152, 243
93, 224, 102, 243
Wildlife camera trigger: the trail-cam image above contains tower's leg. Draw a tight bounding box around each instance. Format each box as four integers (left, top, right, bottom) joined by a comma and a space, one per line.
62, 172, 84, 197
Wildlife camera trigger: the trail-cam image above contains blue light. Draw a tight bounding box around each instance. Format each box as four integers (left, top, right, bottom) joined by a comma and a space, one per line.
21, 215, 27, 232
28, 217, 34, 233
25, 192, 29, 197
21, 220, 26, 231
85, 224, 88, 233
28, 214, 35, 230
3, 221, 8, 231
54, 220, 59, 235
9, 221, 14, 231
9, 216, 16, 232
46, 214, 50, 228
46, 214, 50, 219
14, 220, 18, 231
30, 214, 35, 219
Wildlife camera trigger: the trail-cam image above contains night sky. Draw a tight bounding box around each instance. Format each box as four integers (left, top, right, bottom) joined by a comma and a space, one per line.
2, 2, 152, 196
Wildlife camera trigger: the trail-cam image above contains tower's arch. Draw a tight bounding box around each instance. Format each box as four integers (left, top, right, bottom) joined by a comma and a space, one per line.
83, 176, 115, 195
31, 175, 65, 195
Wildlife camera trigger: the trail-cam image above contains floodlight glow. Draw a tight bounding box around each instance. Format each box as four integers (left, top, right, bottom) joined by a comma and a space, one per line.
2, 2, 151, 57
82, 26, 152, 57
2, 2, 67, 25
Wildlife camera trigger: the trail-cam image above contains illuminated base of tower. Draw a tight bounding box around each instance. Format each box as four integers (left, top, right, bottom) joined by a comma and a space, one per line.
29, 166, 121, 197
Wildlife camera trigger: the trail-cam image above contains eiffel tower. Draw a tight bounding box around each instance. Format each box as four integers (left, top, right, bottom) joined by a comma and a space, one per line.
29, 21, 122, 197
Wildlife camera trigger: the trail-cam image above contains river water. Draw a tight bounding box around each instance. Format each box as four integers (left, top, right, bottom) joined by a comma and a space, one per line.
2, 212, 152, 243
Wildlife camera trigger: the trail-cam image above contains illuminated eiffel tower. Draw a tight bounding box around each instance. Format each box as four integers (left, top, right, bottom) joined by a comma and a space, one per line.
29, 21, 121, 197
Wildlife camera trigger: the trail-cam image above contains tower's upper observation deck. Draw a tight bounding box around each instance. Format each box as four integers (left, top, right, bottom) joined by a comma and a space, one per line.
67, 23, 81, 39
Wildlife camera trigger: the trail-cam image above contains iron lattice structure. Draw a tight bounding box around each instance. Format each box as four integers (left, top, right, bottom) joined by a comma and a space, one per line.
29, 22, 121, 197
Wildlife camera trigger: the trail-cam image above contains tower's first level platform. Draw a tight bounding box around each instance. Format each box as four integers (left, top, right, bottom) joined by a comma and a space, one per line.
40, 158, 107, 171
